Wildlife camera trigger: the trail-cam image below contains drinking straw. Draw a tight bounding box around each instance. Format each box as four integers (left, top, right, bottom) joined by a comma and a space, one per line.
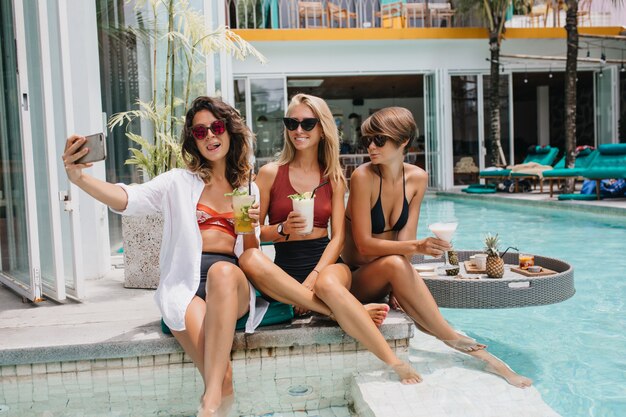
248, 168, 252, 195
312, 180, 329, 198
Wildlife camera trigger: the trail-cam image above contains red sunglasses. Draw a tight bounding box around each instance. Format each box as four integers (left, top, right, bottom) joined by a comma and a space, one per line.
191, 120, 226, 140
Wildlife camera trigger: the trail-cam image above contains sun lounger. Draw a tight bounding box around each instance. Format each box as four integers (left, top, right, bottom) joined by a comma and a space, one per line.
542, 148, 598, 197
580, 144, 626, 199
479, 146, 559, 185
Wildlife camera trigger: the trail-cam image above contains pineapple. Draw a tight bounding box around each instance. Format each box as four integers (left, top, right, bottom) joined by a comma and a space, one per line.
445, 249, 459, 276
484, 233, 504, 278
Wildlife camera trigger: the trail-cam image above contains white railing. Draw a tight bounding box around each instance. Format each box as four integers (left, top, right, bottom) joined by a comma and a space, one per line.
226, 0, 623, 30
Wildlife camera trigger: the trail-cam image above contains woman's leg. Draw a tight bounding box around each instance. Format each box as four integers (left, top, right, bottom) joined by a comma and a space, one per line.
351, 255, 532, 388
201, 262, 250, 412
239, 248, 333, 316
173, 261, 250, 415
239, 248, 388, 324
170, 298, 234, 398
314, 264, 420, 384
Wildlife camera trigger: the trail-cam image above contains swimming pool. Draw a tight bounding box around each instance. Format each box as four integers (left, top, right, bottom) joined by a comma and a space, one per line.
418, 196, 626, 417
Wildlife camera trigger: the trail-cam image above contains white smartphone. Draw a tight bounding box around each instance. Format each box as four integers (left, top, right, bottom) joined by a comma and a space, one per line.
76, 133, 107, 164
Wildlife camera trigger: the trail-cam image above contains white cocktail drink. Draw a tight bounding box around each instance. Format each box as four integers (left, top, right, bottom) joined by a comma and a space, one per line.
232, 194, 255, 235
428, 222, 458, 242
428, 222, 458, 270
292, 197, 314, 235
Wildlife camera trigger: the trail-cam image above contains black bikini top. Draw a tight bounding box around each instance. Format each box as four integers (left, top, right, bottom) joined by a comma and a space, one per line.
370, 166, 409, 234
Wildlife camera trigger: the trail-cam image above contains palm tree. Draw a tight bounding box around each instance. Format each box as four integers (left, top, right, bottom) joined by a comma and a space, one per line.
563, 0, 579, 193
107, 0, 266, 179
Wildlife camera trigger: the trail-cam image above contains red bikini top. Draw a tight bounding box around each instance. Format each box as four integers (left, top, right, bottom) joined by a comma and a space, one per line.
196, 203, 236, 238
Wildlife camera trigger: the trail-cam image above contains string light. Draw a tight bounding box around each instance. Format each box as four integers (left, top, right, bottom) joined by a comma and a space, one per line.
524, 66, 528, 84
548, 65, 553, 79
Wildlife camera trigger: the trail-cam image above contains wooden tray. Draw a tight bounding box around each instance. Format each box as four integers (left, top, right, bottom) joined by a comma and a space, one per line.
464, 261, 486, 274
510, 266, 557, 277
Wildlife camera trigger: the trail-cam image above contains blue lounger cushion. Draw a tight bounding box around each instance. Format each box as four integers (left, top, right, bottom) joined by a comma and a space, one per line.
558, 193, 599, 201
543, 168, 589, 178
582, 168, 626, 179
597, 143, 626, 155
462, 186, 496, 194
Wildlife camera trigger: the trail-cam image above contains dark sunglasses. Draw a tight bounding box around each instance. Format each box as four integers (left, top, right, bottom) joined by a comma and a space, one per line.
361, 135, 390, 148
191, 120, 227, 140
282, 117, 319, 131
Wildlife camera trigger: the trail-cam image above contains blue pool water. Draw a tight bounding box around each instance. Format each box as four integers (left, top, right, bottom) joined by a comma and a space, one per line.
418, 196, 626, 417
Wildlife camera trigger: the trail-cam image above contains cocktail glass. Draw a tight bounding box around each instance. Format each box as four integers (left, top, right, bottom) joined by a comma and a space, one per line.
232, 194, 255, 235
292, 196, 314, 235
428, 222, 458, 270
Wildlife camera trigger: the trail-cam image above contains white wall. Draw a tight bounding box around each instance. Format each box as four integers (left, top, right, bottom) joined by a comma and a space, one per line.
232, 38, 581, 76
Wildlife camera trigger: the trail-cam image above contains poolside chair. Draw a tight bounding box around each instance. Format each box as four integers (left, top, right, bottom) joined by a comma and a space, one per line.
542, 147, 598, 197
580, 144, 626, 200
479, 145, 560, 185
328, 2, 357, 28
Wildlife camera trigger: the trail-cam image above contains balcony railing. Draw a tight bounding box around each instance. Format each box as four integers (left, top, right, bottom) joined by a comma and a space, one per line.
226, 0, 625, 30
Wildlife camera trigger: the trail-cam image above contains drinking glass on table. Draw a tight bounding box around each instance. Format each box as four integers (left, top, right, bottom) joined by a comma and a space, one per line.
428, 222, 458, 270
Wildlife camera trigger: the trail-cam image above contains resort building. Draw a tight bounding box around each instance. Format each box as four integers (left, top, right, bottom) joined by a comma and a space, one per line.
0, 0, 624, 306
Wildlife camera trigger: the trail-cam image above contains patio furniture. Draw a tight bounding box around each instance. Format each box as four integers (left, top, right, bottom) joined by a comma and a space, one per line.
376, 0, 406, 28
328, 2, 357, 27
298, 1, 327, 28
580, 143, 626, 199
411, 251, 575, 309
479, 145, 560, 185
454, 156, 479, 184
428, 2, 455, 27
405, 2, 427, 27
542, 147, 598, 197
526, 0, 549, 27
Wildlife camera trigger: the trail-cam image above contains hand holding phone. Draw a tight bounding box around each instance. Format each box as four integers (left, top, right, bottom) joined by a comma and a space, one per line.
75, 133, 107, 164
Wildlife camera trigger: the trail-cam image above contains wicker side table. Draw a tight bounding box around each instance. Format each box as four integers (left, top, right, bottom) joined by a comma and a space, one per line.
411, 251, 575, 309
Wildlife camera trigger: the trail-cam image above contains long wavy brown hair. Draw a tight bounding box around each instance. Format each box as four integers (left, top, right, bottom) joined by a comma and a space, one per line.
181, 96, 254, 187
277, 93, 346, 186
361, 107, 417, 154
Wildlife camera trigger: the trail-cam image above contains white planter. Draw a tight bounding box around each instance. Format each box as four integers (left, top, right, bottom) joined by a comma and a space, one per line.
121, 214, 163, 289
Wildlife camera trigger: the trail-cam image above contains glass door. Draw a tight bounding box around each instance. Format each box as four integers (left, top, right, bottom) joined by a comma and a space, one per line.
0, 0, 42, 301
235, 77, 287, 170
596, 67, 618, 145
450, 75, 479, 185
424, 71, 443, 189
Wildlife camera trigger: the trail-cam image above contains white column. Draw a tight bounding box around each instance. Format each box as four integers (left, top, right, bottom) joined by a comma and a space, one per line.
537, 85, 550, 147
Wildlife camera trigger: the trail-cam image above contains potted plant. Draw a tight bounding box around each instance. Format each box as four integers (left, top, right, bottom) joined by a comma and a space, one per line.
107, 0, 265, 288
484, 233, 504, 278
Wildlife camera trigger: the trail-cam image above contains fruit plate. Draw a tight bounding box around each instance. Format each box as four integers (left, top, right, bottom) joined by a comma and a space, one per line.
464, 261, 486, 274
510, 266, 557, 277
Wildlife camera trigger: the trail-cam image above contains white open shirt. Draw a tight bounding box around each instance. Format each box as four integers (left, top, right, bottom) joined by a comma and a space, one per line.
112, 169, 268, 332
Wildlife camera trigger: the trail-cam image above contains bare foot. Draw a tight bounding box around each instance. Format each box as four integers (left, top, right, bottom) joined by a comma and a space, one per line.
364, 303, 390, 327
443, 334, 487, 352
391, 361, 422, 384
485, 361, 533, 388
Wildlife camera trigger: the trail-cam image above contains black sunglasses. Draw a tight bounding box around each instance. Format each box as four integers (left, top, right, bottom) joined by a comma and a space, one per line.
361, 135, 390, 148
282, 117, 319, 131
191, 120, 227, 140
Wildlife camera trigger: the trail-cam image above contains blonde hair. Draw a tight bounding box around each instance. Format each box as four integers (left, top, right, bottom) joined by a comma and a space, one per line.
361, 107, 417, 154
277, 93, 346, 185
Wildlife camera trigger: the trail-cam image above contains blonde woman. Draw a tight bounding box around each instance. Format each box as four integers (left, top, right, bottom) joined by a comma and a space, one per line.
337, 106, 532, 387
239, 93, 420, 384
63, 96, 266, 416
